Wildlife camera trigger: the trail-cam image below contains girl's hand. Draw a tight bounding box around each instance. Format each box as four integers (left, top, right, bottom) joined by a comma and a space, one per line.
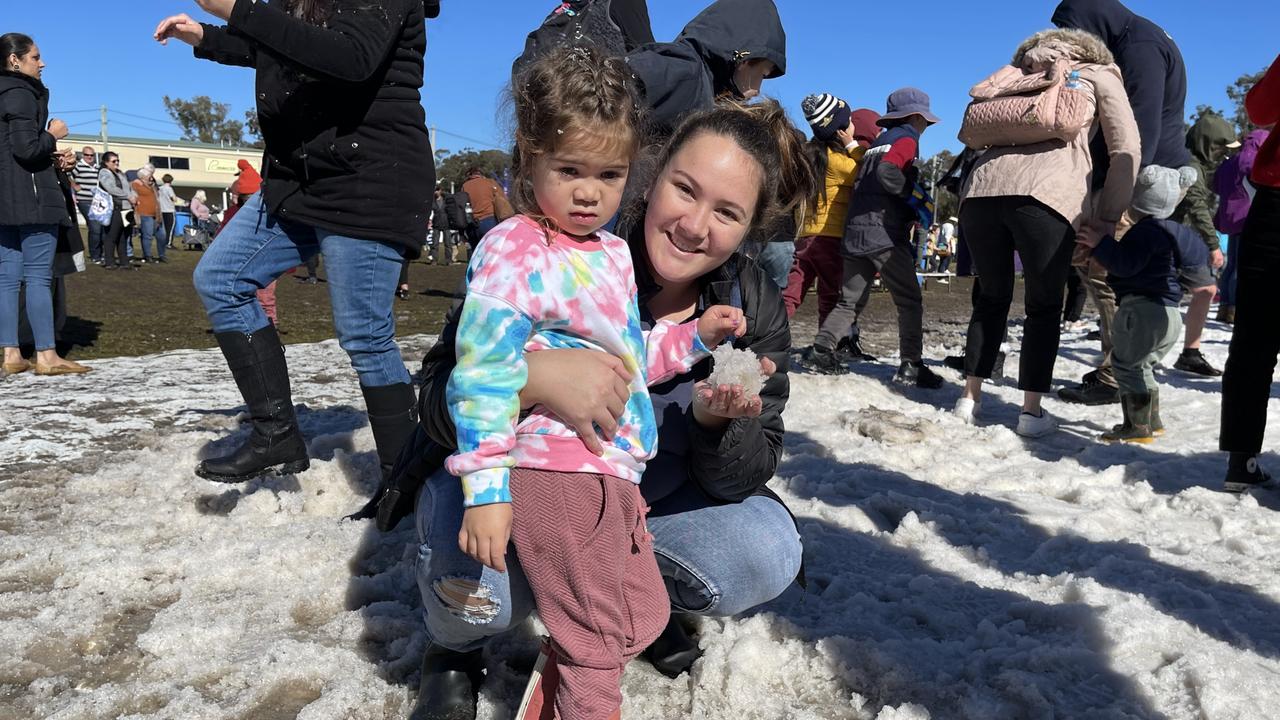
698, 305, 747, 349
836, 125, 856, 149
523, 349, 633, 457
692, 357, 776, 427
195, 0, 236, 21
154, 14, 205, 46
459, 503, 513, 572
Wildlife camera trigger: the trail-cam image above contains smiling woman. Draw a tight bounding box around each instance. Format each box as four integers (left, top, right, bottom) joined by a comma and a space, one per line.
402, 98, 814, 720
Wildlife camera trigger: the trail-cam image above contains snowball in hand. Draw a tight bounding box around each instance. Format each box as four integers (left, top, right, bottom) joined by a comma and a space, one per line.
707, 345, 766, 398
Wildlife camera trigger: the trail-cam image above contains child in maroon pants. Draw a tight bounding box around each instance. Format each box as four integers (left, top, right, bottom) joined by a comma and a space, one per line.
444, 48, 746, 720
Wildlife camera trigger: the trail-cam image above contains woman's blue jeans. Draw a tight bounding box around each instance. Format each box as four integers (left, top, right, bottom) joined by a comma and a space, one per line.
415, 468, 803, 652
138, 215, 166, 260
0, 225, 57, 351
192, 193, 411, 387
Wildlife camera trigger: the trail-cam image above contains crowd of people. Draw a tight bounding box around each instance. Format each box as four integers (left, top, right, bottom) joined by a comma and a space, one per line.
3, 0, 1280, 718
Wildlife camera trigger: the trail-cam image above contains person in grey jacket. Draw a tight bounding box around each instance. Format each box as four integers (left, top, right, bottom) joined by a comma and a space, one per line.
96, 151, 133, 270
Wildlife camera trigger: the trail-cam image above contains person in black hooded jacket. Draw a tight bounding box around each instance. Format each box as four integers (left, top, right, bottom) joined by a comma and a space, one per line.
1052, 0, 1193, 407
154, 0, 437, 487
625, 0, 786, 135
0, 33, 90, 377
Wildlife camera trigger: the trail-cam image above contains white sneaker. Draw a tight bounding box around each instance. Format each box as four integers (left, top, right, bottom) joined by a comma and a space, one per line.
954, 397, 980, 425
1016, 409, 1057, 438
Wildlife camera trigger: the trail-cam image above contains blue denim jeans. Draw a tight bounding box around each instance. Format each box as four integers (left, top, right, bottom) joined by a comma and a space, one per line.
76, 200, 104, 262
0, 225, 57, 350
415, 468, 802, 652
755, 241, 795, 291
193, 192, 411, 387
138, 215, 165, 260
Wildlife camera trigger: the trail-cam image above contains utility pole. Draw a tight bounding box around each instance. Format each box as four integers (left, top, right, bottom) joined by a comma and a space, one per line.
100, 105, 109, 152
430, 125, 438, 151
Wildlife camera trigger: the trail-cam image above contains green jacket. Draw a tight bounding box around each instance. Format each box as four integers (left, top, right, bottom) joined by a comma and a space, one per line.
1172, 114, 1237, 251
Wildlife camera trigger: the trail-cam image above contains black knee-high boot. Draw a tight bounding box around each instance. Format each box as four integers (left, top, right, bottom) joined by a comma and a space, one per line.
197, 325, 309, 482
361, 382, 418, 481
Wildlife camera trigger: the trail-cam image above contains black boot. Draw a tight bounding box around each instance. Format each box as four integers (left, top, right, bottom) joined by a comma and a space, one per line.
644, 615, 702, 679
1058, 371, 1121, 406
196, 326, 309, 483
361, 383, 419, 482
895, 360, 944, 389
346, 383, 419, 521
409, 644, 483, 720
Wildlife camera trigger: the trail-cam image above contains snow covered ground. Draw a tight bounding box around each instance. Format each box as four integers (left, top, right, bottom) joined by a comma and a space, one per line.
3, 318, 1279, 720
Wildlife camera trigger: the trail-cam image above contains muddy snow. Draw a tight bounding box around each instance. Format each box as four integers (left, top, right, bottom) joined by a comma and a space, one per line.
2, 317, 1278, 720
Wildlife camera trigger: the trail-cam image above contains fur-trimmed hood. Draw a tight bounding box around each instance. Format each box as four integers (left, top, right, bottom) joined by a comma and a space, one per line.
1012, 28, 1114, 70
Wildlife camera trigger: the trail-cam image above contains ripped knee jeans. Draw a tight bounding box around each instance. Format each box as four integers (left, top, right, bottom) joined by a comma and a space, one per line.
416, 468, 536, 652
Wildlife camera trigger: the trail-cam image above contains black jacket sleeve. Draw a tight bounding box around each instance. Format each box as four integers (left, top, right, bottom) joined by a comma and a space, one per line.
417, 279, 467, 450
625, 43, 714, 134
686, 264, 790, 502
2, 89, 56, 165
610, 0, 655, 51
1119, 42, 1170, 169
194, 24, 257, 67
227, 0, 409, 83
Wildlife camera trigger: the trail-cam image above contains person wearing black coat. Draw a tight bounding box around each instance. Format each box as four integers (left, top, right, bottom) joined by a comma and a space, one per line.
1052, 0, 1193, 407
155, 1, 437, 486
0, 33, 89, 376
429, 188, 452, 266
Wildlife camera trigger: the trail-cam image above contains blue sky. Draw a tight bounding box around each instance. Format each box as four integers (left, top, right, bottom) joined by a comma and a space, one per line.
8, 1, 1277, 160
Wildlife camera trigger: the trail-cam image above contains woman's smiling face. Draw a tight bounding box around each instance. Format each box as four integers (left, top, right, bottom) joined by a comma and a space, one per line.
642, 131, 763, 288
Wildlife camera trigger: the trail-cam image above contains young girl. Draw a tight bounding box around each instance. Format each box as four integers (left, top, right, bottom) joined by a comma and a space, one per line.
444, 47, 746, 720
785, 95, 879, 340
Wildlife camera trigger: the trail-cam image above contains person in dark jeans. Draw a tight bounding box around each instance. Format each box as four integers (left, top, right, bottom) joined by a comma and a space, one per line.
1221, 185, 1280, 491
1219, 52, 1280, 493
953, 27, 1140, 435
958, 198, 1077, 435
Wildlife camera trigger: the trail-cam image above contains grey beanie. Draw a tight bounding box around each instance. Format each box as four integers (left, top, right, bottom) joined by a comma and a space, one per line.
1131, 165, 1198, 219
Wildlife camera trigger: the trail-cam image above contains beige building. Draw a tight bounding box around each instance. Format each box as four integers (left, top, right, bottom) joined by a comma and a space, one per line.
66, 133, 263, 213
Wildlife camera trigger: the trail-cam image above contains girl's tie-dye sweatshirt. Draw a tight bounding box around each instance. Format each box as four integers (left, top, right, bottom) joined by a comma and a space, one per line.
445, 215, 709, 508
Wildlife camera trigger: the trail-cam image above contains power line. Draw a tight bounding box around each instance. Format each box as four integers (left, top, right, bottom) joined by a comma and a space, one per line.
112, 120, 180, 136
50, 108, 98, 115
67, 120, 98, 129
434, 127, 504, 150
111, 109, 181, 127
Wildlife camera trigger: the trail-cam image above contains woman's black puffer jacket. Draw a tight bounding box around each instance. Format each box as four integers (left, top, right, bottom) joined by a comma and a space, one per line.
0, 70, 69, 227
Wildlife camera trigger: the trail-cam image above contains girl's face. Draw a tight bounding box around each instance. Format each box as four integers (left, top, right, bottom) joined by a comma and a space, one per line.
643, 132, 763, 288
531, 135, 631, 239
9, 44, 44, 80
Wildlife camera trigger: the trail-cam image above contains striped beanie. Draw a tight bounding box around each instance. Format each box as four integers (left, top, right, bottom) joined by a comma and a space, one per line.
802, 93, 852, 144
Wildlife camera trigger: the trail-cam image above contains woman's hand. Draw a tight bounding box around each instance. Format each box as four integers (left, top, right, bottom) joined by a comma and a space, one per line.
194, 0, 236, 21
154, 14, 206, 47
459, 503, 513, 572
523, 349, 633, 456
692, 356, 776, 428
46, 119, 68, 140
